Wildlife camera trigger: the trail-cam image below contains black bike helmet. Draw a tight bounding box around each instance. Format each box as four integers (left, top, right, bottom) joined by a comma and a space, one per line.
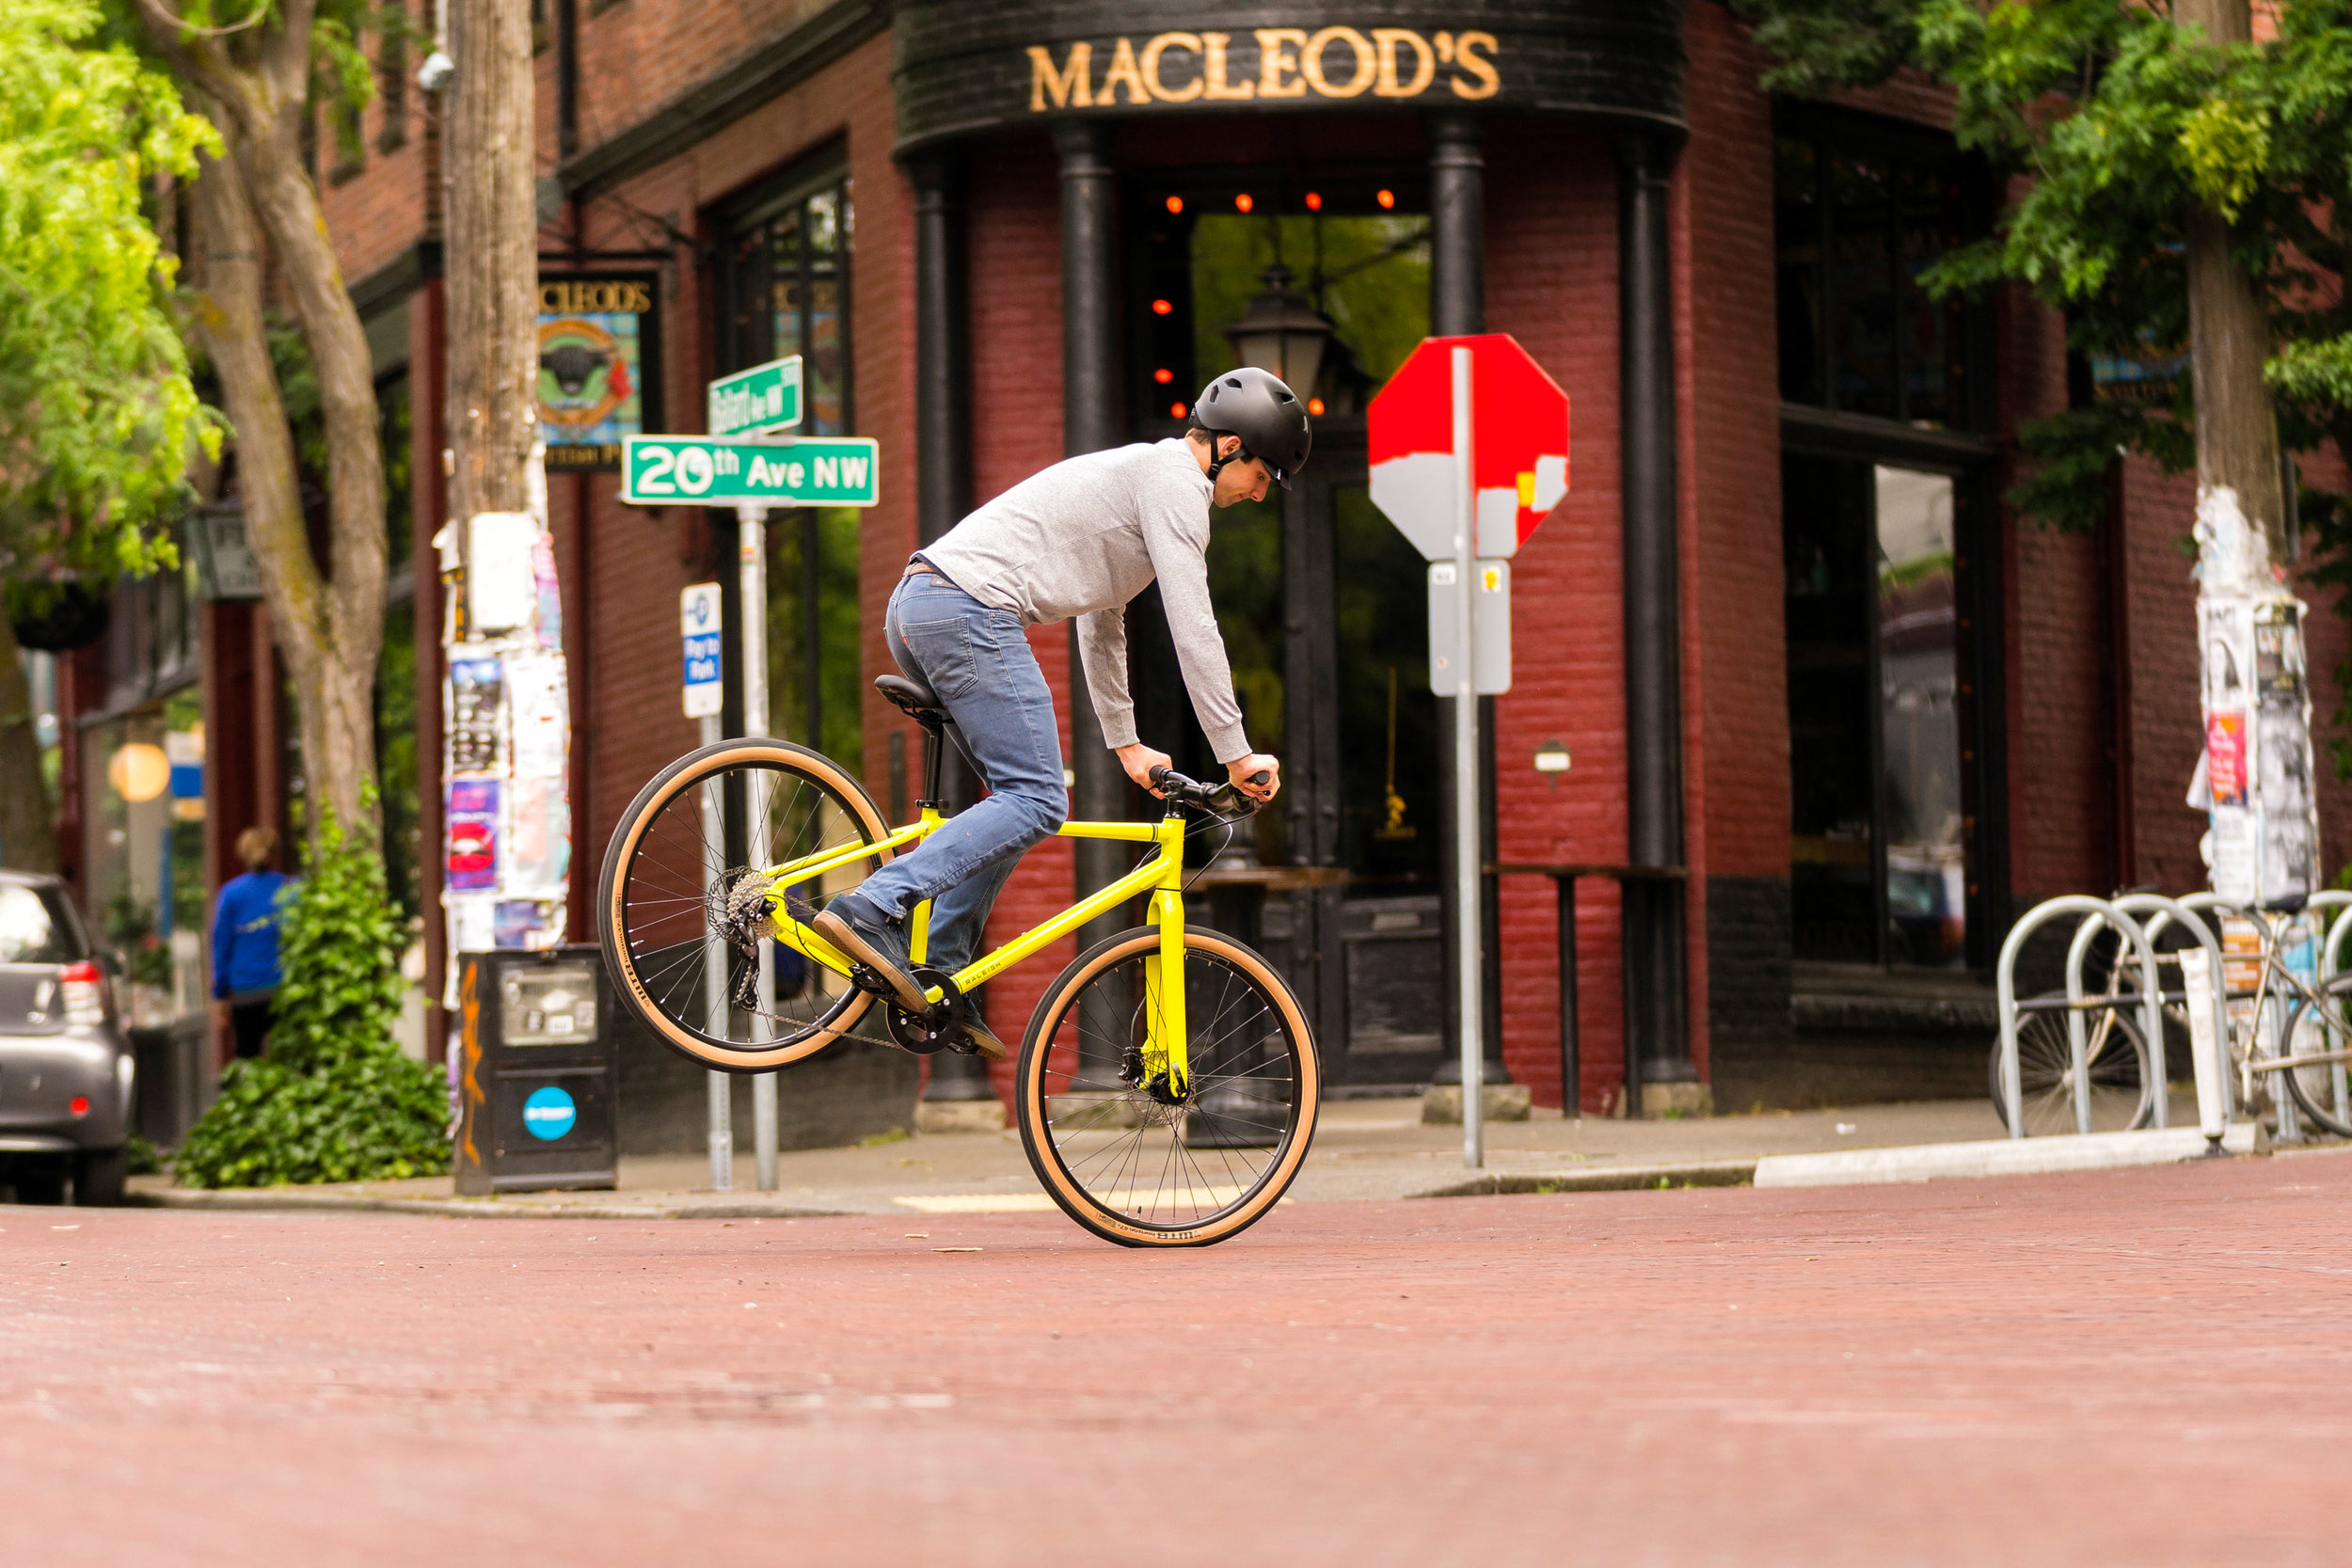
1191, 367, 1312, 488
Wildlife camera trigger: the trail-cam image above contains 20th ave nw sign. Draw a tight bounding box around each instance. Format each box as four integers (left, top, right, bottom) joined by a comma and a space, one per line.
620, 435, 880, 506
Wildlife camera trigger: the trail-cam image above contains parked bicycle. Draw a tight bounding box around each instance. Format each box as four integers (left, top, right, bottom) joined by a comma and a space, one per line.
595, 673, 1322, 1246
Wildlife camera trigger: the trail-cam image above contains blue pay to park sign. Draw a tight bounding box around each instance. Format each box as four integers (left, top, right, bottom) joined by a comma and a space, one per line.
621, 435, 882, 506
679, 582, 722, 719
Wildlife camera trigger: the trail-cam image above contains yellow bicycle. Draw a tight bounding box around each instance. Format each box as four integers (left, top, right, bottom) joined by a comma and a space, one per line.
595, 673, 1321, 1246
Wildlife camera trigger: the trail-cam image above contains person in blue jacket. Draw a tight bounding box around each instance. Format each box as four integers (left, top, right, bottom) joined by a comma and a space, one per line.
211, 827, 291, 1060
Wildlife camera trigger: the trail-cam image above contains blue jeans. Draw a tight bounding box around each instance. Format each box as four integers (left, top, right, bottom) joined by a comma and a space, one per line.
851, 571, 1068, 974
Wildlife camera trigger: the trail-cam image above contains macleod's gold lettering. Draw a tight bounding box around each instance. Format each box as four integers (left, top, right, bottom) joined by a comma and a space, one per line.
1302, 26, 1375, 98
1027, 40, 1092, 110
538, 279, 652, 313
1098, 36, 1151, 105
1140, 31, 1203, 103
1374, 28, 1435, 98
1200, 33, 1254, 100
1452, 30, 1499, 99
1021, 25, 1498, 112
1255, 27, 1308, 97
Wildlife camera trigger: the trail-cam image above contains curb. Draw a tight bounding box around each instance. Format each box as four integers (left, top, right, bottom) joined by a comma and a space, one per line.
1413, 1158, 1757, 1197
1752, 1122, 2268, 1189
125, 1188, 852, 1221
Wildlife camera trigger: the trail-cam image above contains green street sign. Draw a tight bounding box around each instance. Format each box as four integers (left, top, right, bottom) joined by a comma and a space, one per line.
706, 356, 802, 438
621, 436, 881, 507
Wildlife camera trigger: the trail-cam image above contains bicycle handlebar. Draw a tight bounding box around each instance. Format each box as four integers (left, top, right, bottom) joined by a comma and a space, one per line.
1148, 765, 1268, 816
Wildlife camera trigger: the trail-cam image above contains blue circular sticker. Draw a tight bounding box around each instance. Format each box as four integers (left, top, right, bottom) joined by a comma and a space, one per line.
521, 1085, 578, 1141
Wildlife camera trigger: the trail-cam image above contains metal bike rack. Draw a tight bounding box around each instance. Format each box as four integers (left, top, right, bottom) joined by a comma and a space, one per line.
2175, 891, 2350, 1141
2057, 912, 2163, 1133
1995, 897, 2167, 1140
2106, 894, 2230, 1137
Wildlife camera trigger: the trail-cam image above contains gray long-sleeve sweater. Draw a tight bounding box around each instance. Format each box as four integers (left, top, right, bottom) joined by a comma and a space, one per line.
918, 438, 1249, 764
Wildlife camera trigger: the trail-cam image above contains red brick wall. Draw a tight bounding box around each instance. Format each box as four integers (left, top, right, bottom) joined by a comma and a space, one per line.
316, 36, 433, 287
1996, 281, 2118, 902
1484, 123, 1628, 1111
540, 33, 912, 871
966, 137, 1073, 1105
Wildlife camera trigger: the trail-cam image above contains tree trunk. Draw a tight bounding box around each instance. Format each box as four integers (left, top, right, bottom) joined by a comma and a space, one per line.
144, 8, 387, 845
446, 0, 543, 522
0, 614, 58, 875
183, 142, 362, 853
2178, 0, 2284, 555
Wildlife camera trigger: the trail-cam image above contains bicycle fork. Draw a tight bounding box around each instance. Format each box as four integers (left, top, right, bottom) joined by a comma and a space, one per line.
1142, 886, 1189, 1099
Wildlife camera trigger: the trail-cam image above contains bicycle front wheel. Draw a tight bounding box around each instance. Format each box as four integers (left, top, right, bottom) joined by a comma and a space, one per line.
2281, 973, 2352, 1138
1016, 927, 1320, 1247
1989, 992, 2153, 1135
597, 739, 890, 1071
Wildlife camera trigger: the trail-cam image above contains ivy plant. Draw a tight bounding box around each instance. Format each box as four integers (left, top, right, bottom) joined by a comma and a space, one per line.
173, 800, 447, 1187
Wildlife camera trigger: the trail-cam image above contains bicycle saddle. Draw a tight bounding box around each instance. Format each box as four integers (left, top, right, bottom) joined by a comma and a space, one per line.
874, 673, 943, 720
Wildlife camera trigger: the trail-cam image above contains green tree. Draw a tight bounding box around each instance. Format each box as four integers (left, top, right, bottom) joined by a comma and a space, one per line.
173, 800, 447, 1187
137, 0, 405, 842
1739, 1, 2352, 795
0, 0, 219, 870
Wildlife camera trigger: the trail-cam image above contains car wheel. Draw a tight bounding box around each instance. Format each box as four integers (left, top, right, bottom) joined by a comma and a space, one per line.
12, 1164, 67, 1205
72, 1147, 128, 1207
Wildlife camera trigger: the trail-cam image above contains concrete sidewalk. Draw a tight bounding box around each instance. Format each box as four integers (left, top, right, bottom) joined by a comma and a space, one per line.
128, 1096, 2047, 1218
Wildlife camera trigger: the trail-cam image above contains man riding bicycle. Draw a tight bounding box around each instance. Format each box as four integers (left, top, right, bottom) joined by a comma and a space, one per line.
813, 367, 1312, 1059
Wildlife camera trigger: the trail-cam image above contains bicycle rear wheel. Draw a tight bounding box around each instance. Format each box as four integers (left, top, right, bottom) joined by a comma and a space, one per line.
1989, 992, 2153, 1135
2281, 974, 2352, 1138
597, 739, 891, 1071
1015, 927, 1320, 1247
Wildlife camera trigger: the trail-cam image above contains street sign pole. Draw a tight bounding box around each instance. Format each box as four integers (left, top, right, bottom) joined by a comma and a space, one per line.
1447, 346, 1485, 1170
739, 502, 780, 1193
685, 582, 732, 1192
701, 705, 731, 1194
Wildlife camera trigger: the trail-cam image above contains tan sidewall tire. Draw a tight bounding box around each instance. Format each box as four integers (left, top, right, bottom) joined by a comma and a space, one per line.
599, 738, 888, 1072
1015, 927, 1321, 1247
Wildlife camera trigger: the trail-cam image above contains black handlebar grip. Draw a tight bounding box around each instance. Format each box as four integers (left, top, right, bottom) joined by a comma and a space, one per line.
1245, 770, 1270, 786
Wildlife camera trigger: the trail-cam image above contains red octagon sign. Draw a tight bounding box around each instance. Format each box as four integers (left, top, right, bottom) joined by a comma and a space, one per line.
1367, 334, 1569, 561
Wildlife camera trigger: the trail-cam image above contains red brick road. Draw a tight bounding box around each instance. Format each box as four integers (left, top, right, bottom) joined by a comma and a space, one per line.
7, 1155, 2351, 1565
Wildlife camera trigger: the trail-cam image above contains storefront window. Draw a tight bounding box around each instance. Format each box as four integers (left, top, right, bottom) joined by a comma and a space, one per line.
722, 169, 851, 435
1785, 455, 1968, 969
1775, 116, 1987, 428
717, 158, 861, 769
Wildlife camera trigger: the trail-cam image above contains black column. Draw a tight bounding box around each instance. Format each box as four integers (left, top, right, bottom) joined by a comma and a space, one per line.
1617, 131, 1695, 1115
1426, 112, 1509, 1092
1056, 121, 1128, 945
912, 154, 993, 1104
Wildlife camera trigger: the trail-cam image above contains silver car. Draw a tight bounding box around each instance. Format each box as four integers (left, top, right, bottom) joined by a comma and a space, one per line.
0, 873, 133, 1205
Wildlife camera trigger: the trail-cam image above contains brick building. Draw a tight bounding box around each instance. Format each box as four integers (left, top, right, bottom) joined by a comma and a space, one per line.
68, 0, 2352, 1117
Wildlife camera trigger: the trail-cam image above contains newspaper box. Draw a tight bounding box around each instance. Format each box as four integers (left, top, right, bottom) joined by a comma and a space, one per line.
454, 947, 619, 1195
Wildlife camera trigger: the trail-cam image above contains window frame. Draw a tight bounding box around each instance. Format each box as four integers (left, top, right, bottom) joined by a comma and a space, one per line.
1774, 103, 1996, 433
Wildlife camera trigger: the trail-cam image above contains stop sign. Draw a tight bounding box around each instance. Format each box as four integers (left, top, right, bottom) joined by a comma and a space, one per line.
1368, 334, 1569, 560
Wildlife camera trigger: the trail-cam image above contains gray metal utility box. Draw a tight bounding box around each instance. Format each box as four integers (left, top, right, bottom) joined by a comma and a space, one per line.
453, 947, 618, 1195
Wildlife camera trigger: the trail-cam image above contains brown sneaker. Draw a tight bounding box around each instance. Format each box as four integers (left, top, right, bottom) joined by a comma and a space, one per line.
953, 1017, 1009, 1062
811, 897, 929, 1013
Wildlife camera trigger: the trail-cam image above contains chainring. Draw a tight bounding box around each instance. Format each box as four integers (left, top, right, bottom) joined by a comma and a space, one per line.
883, 966, 969, 1055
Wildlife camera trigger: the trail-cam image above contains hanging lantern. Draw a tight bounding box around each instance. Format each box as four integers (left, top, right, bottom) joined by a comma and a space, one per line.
1223, 263, 1334, 400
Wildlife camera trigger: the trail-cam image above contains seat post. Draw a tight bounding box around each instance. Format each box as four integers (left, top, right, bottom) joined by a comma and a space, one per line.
918, 721, 945, 808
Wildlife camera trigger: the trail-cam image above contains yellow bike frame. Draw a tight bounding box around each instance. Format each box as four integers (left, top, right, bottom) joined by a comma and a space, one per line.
753, 807, 1195, 1094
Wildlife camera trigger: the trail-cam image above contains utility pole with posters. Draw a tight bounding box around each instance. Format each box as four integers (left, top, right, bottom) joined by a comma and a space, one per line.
439, 0, 575, 1021
2175, 0, 2319, 913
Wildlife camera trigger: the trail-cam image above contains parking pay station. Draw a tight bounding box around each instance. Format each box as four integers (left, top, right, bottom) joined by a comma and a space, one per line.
454, 947, 620, 1195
